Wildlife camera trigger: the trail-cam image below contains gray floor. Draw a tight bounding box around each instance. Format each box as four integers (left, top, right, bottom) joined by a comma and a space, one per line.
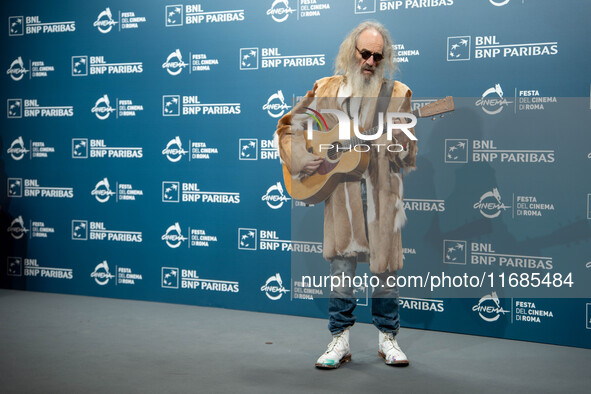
1, 289, 589, 394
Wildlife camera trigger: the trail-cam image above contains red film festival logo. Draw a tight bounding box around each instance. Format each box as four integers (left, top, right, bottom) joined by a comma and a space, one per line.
305, 108, 417, 153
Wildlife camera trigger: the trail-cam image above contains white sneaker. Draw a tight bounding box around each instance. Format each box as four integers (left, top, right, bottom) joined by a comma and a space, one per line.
315, 328, 352, 369
378, 331, 409, 366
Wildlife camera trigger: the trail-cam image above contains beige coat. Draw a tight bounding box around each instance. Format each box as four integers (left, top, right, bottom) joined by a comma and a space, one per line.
275, 75, 417, 273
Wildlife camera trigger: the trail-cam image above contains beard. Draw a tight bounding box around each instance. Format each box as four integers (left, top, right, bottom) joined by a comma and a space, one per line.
346, 61, 384, 97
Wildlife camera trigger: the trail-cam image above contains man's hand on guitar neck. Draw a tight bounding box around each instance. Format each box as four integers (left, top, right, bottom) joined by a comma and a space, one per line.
302, 156, 324, 176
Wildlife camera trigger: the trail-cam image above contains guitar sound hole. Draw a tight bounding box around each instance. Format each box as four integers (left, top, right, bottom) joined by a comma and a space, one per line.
327, 143, 342, 161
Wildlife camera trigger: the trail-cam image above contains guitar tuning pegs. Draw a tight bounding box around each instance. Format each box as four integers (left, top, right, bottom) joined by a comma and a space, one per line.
431, 117, 435, 121
440, 114, 445, 118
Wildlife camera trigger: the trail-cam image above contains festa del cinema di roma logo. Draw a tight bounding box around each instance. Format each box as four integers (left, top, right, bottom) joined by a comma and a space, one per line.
472, 291, 510, 322
7, 56, 28, 81
266, 0, 296, 23
90, 260, 115, 285
261, 182, 290, 209
91, 178, 115, 202
161, 222, 187, 248
473, 188, 511, 218
94, 7, 117, 33
260, 273, 290, 300
263, 90, 291, 118
162, 136, 188, 162
475, 84, 513, 115
92, 94, 116, 119
7, 136, 29, 160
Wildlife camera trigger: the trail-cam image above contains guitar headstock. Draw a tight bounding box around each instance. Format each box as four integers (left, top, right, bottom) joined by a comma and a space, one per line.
415, 96, 455, 118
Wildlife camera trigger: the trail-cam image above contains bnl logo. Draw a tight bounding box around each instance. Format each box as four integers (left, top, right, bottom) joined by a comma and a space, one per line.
7, 257, 23, 276
8, 16, 24, 36
239, 138, 258, 160
162, 267, 179, 288
163, 95, 180, 116
444, 139, 468, 163
238, 228, 257, 250
354, 0, 376, 14
7, 178, 22, 197
72, 138, 88, 158
240, 48, 258, 70
447, 36, 471, 61
72, 56, 88, 76
166, 5, 183, 27
443, 240, 467, 265
72, 220, 88, 240
7, 99, 22, 118
162, 181, 180, 202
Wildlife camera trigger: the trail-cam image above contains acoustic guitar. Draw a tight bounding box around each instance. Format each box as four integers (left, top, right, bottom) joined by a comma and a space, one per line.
282, 96, 455, 204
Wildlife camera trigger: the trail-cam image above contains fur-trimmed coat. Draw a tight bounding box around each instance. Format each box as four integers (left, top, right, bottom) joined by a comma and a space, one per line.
275, 75, 417, 273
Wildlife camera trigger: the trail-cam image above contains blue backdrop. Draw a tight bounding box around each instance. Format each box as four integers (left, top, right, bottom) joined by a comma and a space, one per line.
1, 0, 590, 349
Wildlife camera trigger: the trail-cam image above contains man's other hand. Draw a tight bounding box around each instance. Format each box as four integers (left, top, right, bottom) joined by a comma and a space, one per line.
302, 156, 324, 176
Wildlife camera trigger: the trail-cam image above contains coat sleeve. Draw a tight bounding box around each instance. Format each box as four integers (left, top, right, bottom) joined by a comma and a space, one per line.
275, 81, 320, 176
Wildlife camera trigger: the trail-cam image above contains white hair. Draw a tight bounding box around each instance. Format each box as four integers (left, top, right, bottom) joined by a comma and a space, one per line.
334, 20, 397, 78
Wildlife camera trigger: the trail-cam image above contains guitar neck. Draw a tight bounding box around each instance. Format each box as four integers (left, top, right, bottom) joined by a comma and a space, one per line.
413, 96, 455, 118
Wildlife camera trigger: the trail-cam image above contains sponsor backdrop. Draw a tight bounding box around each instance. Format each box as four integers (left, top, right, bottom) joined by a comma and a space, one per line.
1, 0, 590, 349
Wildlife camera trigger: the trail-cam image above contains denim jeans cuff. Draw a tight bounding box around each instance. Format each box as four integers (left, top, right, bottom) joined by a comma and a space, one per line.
330, 324, 354, 335
378, 328, 399, 336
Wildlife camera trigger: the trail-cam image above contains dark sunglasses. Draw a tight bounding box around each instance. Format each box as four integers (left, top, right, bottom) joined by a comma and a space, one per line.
356, 47, 384, 62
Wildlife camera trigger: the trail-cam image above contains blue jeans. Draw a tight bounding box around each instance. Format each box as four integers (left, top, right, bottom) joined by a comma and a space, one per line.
328, 256, 400, 335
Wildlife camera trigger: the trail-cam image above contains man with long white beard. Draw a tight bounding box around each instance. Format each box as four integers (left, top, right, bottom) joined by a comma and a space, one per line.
275, 21, 417, 369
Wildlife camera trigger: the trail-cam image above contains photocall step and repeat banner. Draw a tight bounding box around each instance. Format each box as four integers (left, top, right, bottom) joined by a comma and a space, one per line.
1, 0, 590, 349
